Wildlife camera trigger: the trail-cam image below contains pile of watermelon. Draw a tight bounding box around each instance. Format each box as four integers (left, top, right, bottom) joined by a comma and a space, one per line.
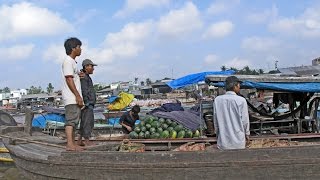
129, 115, 200, 139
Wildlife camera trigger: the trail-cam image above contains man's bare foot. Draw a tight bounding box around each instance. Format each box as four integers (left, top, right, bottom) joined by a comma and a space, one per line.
66, 144, 84, 151
84, 140, 95, 146
77, 140, 85, 146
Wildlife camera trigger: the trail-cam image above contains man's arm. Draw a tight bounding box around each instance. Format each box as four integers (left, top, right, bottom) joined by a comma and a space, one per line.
66, 76, 83, 107
241, 100, 250, 136
213, 101, 219, 136
119, 114, 132, 132
80, 76, 89, 106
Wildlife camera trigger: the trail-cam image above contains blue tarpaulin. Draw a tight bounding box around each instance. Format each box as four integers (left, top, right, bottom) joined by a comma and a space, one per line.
213, 81, 320, 93
32, 113, 65, 128
166, 70, 235, 89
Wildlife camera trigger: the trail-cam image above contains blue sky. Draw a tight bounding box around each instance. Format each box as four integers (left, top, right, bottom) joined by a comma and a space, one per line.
1, 0, 320, 90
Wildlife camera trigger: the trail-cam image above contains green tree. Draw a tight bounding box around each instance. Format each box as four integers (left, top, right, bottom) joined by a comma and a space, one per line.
47, 83, 54, 93
146, 78, 152, 86
220, 65, 227, 71
258, 69, 264, 74
3, 87, 10, 93
28, 86, 42, 94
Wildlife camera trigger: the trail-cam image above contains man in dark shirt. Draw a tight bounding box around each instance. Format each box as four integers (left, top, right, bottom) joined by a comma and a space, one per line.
78, 59, 97, 146
120, 105, 140, 134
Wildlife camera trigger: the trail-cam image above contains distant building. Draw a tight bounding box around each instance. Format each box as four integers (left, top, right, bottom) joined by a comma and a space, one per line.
10, 89, 28, 105
312, 57, 320, 66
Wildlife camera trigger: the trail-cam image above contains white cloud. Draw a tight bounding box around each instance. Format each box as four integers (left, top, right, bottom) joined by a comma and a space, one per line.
157, 2, 202, 37
75, 9, 99, 25
207, 0, 240, 15
204, 54, 219, 64
225, 57, 251, 69
44, 21, 153, 65
241, 36, 280, 52
114, 0, 170, 18
0, 44, 34, 60
202, 21, 234, 39
0, 2, 74, 41
268, 6, 320, 38
246, 5, 278, 24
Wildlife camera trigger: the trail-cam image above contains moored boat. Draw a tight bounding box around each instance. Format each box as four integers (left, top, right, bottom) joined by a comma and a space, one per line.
2, 125, 320, 180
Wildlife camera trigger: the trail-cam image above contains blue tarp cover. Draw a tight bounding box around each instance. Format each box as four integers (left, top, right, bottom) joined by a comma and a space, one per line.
166, 70, 235, 89
32, 113, 65, 128
213, 81, 320, 93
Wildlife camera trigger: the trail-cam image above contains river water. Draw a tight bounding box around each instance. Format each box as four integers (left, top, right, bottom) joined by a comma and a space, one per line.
0, 115, 29, 179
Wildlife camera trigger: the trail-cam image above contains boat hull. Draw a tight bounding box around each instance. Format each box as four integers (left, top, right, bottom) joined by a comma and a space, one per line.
6, 142, 320, 180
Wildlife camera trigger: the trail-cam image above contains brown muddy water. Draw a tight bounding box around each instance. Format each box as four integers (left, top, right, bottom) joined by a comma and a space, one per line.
0, 140, 25, 180
0, 162, 25, 180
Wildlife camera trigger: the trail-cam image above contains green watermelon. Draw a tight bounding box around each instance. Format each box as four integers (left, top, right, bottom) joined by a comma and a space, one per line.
134, 127, 141, 133
169, 130, 177, 139
177, 130, 185, 138
140, 126, 147, 132
166, 119, 172, 125
193, 130, 200, 138
185, 130, 193, 138
157, 127, 163, 134
144, 131, 151, 139
145, 124, 152, 130
151, 132, 160, 139
167, 127, 174, 132
170, 122, 178, 127
151, 121, 160, 128
160, 130, 170, 138
161, 123, 169, 130
149, 127, 156, 134
129, 131, 139, 139
159, 118, 165, 124
138, 132, 145, 139
174, 124, 184, 132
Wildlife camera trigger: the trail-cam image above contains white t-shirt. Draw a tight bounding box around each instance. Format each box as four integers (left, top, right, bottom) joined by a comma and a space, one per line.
61, 55, 82, 106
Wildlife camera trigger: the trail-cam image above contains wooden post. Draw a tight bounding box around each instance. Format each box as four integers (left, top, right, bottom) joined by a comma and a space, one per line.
24, 108, 34, 136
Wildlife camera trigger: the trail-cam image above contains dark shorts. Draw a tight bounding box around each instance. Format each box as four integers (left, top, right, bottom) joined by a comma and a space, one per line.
65, 104, 81, 128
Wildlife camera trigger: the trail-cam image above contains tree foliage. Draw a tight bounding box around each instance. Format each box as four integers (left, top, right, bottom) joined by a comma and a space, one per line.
46, 83, 54, 93
221, 65, 264, 75
28, 86, 43, 94
146, 78, 152, 86
3, 87, 10, 93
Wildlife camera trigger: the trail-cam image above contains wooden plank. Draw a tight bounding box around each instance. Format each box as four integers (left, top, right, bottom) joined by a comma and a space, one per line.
206, 74, 320, 83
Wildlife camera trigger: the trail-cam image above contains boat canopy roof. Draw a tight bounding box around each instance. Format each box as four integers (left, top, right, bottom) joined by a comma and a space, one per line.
206, 75, 320, 93
166, 70, 235, 89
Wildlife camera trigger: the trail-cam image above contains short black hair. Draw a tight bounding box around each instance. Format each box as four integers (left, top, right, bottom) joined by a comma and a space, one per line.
131, 105, 140, 114
225, 76, 241, 91
64, 37, 82, 55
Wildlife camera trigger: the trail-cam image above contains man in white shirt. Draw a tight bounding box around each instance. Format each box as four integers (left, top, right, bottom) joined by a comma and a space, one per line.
61, 37, 84, 151
213, 76, 250, 150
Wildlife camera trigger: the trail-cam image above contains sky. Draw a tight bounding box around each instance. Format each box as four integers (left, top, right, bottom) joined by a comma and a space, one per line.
1, 0, 320, 90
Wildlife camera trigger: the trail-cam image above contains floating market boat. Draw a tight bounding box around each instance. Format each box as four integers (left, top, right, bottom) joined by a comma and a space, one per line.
2, 124, 320, 180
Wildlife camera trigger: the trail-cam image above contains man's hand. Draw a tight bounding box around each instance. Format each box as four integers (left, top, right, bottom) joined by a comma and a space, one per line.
79, 71, 85, 78
126, 126, 132, 132
76, 95, 84, 108
245, 135, 250, 147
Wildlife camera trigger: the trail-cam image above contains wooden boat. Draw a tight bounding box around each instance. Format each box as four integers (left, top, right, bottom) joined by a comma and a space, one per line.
2, 124, 320, 180
2, 105, 320, 179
